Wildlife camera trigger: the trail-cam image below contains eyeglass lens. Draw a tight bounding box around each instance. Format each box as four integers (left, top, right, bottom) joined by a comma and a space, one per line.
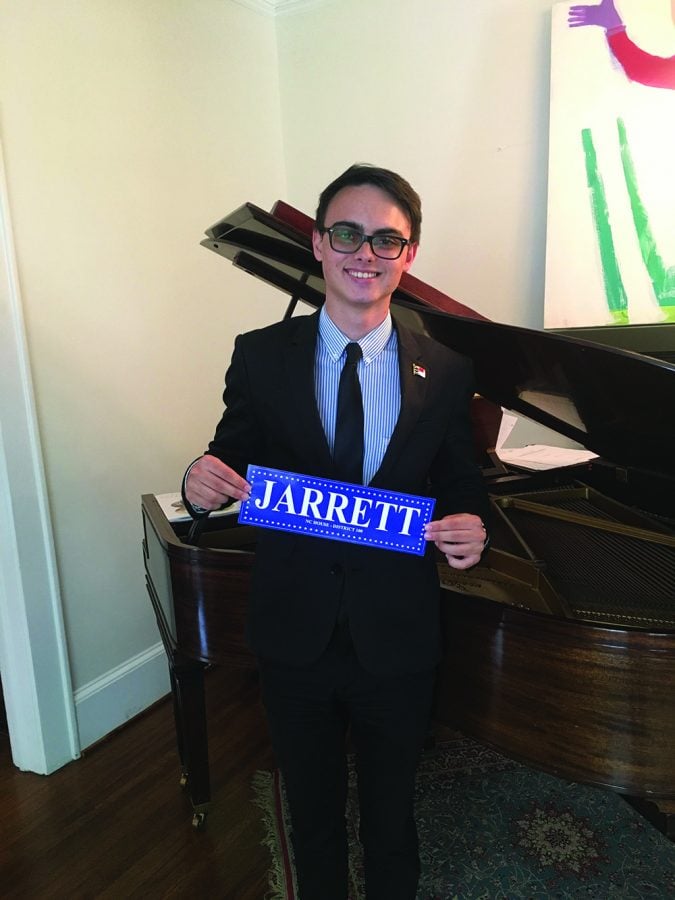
328, 225, 406, 259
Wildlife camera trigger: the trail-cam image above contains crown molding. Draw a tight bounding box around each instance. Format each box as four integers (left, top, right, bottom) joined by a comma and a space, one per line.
231, 0, 327, 16
230, 0, 276, 15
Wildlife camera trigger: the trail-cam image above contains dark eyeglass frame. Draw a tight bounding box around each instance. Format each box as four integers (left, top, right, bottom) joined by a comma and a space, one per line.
320, 224, 411, 260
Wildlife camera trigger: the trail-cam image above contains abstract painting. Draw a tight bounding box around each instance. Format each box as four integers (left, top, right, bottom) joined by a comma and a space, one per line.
545, 0, 675, 328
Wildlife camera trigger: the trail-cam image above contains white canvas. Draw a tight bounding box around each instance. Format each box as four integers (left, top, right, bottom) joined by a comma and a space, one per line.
545, 0, 675, 328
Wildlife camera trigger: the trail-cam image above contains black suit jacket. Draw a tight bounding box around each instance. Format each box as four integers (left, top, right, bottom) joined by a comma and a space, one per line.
201, 310, 489, 676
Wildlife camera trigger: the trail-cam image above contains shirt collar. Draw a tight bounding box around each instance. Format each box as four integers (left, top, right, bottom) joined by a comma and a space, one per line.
318, 306, 394, 365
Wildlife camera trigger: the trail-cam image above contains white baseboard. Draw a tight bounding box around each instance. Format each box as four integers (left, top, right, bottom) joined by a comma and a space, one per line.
74, 642, 171, 750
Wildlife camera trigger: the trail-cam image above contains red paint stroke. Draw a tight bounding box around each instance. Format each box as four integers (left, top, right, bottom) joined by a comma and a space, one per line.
608, 27, 675, 89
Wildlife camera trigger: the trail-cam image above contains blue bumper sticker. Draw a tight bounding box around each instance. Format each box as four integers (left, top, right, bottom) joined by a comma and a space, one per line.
238, 465, 435, 556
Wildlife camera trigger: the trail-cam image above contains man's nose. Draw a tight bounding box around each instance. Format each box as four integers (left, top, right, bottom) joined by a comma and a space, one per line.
355, 237, 375, 259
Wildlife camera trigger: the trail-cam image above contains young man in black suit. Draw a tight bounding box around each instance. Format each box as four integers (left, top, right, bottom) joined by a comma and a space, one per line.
183, 164, 489, 899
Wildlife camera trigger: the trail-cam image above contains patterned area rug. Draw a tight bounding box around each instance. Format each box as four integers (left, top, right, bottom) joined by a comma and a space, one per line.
252, 737, 675, 899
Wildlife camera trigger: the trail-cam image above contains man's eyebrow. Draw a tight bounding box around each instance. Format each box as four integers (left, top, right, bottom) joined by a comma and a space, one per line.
328, 220, 362, 231
372, 227, 406, 237
328, 219, 406, 236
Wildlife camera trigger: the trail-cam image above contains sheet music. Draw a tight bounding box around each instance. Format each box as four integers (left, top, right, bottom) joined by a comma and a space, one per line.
496, 412, 518, 451
496, 444, 598, 471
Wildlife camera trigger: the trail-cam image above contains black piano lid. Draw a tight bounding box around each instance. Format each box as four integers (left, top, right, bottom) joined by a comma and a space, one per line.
202, 202, 675, 480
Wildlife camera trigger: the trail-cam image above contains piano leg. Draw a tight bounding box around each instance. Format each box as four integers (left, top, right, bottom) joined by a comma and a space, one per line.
624, 796, 675, 842
170, 654, 211, 828
663, 801, 675, 841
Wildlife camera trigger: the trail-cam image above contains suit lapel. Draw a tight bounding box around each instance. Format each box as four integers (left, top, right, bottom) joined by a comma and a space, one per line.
282, 310, 333, 469
371, 320, 428, 486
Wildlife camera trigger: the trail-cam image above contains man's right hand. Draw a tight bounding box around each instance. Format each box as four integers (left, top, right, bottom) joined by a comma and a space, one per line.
185, 455, 251, 510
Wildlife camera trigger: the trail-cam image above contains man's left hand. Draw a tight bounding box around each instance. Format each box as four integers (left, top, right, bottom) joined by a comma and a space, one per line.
424, 513, 487, 570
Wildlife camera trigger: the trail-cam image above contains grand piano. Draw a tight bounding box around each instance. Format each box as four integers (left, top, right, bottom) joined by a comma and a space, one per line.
142, 199, 675, 832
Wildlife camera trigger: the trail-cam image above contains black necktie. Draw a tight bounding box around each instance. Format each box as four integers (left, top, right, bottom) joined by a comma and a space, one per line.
333, 342, 364, 485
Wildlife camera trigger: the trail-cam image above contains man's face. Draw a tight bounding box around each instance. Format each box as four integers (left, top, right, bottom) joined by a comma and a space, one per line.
312, 184, 418, 317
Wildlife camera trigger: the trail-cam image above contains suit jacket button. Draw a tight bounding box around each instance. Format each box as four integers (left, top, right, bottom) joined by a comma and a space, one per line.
330, 563, 343, 577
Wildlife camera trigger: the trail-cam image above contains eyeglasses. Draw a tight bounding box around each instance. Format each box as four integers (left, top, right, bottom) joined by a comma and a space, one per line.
321, 224, 411, 260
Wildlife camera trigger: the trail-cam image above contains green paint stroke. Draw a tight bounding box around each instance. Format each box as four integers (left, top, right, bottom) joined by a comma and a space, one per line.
581, 127, 628, 323
617, 117, 675, 319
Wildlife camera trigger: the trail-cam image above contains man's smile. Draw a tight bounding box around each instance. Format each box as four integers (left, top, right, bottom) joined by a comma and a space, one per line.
345, 269, 379, 279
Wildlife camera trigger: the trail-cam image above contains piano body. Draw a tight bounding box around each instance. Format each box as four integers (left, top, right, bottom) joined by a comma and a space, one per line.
142, 200, 675, 832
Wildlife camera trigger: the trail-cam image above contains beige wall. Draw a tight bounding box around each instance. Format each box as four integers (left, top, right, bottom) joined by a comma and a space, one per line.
0, 0, 555, 746
277, 0, 553, 328
0, 0, 285, 695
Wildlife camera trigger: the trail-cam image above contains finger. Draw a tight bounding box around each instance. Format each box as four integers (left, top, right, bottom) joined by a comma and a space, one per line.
202, 457, 248, 490
426, 530, 484, 549
205, 469, 250, 501
444, 551, 482, 570
187, 458, 250, 507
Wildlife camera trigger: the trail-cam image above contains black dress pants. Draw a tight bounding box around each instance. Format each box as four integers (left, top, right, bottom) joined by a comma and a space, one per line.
257, 631, 435, 900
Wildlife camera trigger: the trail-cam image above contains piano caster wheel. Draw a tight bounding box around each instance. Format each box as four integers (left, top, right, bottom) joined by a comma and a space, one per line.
192, 811, 207, 830
179, 771, 188, 789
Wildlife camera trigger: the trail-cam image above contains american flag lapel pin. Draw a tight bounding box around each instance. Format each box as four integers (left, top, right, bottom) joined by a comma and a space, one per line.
412, 363, 426, 379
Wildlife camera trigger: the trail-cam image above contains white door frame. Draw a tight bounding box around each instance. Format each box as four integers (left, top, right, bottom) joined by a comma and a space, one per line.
0, 139, 79, 773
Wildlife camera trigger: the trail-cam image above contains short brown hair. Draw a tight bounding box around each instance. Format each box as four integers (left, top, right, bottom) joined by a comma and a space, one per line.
315, 163, 422, 244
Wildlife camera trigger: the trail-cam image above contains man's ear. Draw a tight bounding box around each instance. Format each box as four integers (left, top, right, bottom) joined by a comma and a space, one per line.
402, 241, 419, 272
312, 228, 324, 262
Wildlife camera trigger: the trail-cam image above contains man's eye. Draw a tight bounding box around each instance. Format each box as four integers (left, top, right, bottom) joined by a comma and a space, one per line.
375, 236, 399, 248
334, 228, 358, 242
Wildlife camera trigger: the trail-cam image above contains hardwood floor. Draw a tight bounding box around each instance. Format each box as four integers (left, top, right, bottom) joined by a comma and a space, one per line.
3, 664, 671, 899
0, 666, 276, 899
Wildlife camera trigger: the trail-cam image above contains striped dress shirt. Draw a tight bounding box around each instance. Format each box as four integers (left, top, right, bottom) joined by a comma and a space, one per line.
315, 306, 401, 485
